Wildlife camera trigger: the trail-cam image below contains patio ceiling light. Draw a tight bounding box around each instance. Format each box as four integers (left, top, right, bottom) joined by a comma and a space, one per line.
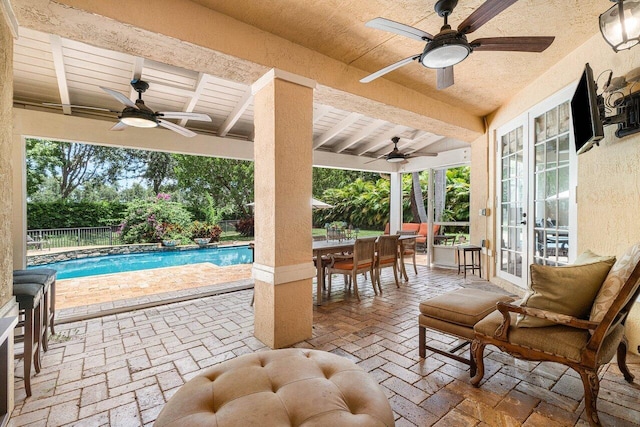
600, 0, 640, 52
119, 108, 159, 128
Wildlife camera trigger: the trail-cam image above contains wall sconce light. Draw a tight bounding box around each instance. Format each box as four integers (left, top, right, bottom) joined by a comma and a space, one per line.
600, 0, 640, 52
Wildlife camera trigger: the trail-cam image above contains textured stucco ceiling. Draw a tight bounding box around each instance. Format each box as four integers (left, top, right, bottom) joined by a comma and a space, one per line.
192, 0, 610, 116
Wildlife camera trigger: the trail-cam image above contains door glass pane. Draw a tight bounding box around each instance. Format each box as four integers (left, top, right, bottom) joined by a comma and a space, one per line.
499, 125, 525, 279
533, 101, 571, 266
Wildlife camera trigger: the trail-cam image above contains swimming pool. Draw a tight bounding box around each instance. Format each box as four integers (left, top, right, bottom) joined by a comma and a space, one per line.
30, 245, 254, 279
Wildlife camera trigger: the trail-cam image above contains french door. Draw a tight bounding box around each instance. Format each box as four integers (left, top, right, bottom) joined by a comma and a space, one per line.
497, 86, 576, 289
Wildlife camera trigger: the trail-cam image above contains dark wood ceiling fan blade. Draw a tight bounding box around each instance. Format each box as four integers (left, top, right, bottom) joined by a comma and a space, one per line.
471, 36, 555, 52
457, 0, 519, 34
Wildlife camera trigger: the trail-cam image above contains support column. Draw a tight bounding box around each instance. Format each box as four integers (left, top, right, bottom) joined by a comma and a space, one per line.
427, 168, 435, 264
251, 69, 316, 349
389, 172, 403, 233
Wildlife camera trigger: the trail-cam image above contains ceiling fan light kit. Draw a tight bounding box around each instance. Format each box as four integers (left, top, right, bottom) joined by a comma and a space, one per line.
420, 29, 470, 68
600, 0, 640, 52
119, 108, 158, 128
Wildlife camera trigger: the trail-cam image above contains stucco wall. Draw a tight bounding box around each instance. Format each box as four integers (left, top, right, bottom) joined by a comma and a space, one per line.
473, 32, 640, 353
0, 11, 14, 307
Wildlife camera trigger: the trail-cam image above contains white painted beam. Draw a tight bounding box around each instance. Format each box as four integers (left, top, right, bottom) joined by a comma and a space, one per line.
355, 125, 406, 156
333, 119, 386, 153
49, 35, 71, 115
399, 147, 470, 172
406, 134, 446, 153
179, 73, 209, 127
313, 105, 331, 123
312, 112, 362, 149
129, 57, 145, 100
218, 88, 252, 137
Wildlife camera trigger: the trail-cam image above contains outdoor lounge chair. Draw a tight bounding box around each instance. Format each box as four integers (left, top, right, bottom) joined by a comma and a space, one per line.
26, 234, 48, 250
471, 243, 640, 427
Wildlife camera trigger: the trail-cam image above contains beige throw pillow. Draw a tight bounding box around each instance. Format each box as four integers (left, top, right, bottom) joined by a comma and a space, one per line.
516, 259, 615, 327
574, 249, 616, 266
589, 243, 640, 323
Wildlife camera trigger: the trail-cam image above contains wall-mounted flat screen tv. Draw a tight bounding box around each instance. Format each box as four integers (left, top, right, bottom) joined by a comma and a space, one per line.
570, 63, 604, 155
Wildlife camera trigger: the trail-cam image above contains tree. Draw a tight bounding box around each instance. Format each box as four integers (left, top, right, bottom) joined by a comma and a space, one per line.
26, 139, 139, 200
173, 155, 254, 218
312, 168, 378, 198
142, 151, 176, 194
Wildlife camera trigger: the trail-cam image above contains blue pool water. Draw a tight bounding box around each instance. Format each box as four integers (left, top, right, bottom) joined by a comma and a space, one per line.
30, 246, 254, 279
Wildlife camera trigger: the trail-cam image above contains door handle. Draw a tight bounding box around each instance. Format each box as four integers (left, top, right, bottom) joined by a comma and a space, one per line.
520, 220, 527, 225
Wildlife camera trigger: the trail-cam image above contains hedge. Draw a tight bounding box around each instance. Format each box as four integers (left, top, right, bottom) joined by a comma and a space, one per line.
27, 201, 128, 229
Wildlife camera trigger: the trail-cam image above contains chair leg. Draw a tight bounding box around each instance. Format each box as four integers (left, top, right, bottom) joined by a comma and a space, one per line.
23, 309, 33, 397
412, 252, 417, 275
419, 326, 426, 358
392, 263, 400, 288
34, 303, 42, 374
327, 273, 333, 297
470, 341, 486, 387
41, 288, 49, 352
351, 272, 360, 301
617, 338, 635, 383
577, 368, 601, 427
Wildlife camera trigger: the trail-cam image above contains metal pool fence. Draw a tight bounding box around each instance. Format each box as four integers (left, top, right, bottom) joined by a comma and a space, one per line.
27, 220, 243, 250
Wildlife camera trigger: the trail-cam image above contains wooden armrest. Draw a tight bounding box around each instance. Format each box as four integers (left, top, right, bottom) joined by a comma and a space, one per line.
493, 301, 599, 340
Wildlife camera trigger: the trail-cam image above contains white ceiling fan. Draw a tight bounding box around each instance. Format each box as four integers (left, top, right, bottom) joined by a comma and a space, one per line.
46, 79, 211, 137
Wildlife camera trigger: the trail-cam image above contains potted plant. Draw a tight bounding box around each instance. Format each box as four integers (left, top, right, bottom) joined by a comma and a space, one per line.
190, 221, 222, 247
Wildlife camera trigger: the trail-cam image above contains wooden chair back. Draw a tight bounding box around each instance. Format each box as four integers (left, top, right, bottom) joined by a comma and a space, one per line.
376, 235, 399, 264
353, 237, 376, 267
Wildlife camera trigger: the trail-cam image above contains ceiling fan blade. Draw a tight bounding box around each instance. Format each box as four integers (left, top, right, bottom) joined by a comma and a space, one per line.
157, 119, 197, 137
360, 54, 421, 83
457, 0, 519, 34
437, 67, 454, 90
110, 121, 127, 131
157, 111, 212, 122
365, 17, 433, 42
100, 86, 137, 108
411, 152, 438, 158
471, 36, 555, 52
43, 103, 119, 113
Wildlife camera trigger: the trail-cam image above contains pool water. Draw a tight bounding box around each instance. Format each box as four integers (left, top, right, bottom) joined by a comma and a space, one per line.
31, 245, 254, 279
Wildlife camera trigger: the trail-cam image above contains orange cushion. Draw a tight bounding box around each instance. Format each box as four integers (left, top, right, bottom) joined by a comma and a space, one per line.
403, 249, 415, 255
334, 261, 372, 270
417, 223, 428, 237
402, 223, 421, 233
377, 258, 396, 266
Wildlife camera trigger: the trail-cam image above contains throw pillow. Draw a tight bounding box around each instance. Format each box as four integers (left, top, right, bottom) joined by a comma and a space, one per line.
516, 259, 615, 327
589, 243, 640, 323
574, 249, 616, 266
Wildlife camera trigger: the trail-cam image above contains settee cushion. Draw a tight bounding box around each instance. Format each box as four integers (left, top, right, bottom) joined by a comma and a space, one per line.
475, 310, 624, 364
516, 259, 614, 327
590, 242, 640, 323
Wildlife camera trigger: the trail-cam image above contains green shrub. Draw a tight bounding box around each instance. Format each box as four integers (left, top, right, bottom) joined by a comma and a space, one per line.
28, 201, 127, 229
189, 221, 222, 242
235, 217, 254, 237
119, 194, 192, 244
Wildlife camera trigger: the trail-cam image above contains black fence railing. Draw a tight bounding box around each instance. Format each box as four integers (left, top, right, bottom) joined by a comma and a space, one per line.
27, 227, 123, 250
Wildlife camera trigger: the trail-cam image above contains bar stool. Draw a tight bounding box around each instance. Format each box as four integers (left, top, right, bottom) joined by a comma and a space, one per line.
456, 244, 482, 278
13, 282, 44, 397
13, 269, 57, 348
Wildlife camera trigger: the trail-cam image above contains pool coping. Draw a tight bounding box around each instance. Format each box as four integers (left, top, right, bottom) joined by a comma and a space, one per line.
55, 278, 255, 325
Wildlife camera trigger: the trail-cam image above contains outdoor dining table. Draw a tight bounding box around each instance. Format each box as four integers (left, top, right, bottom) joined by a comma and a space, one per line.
312, 235, 417, 305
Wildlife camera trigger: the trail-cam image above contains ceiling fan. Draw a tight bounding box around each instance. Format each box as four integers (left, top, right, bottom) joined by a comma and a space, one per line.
368, 136, 438, 163
46, 79, 211, 137
360, 0, 555, 89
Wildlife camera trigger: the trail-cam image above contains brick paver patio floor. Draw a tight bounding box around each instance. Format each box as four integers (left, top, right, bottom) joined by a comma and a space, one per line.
11, 266, 640, 426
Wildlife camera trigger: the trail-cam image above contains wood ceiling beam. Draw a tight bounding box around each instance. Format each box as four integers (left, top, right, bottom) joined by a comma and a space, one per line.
49, 35, 71, 115
313, 112, 362, 149
333, 118, 386, 153
218, 87, 252, 137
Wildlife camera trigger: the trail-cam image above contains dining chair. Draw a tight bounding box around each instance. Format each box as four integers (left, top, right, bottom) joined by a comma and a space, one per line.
375, 234, 400, 293
397, 231, 418, 281
327, 237, 376, 300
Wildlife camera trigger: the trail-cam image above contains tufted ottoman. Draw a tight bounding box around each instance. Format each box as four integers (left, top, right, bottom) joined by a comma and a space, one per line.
154, 348, 395, 427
